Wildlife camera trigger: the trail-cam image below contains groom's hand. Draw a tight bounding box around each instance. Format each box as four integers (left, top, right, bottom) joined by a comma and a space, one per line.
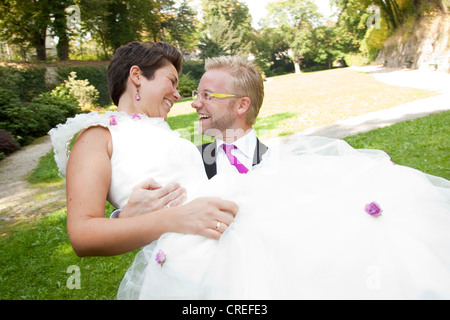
119, 178, 187, 218
172, 197, 239, 240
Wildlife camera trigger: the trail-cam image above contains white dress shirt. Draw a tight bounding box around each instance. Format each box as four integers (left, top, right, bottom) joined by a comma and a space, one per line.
215, 129, 257, 175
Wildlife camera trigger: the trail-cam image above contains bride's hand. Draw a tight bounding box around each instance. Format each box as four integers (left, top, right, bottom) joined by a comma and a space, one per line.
171, 197, 239, 240
120, 178, 187, 218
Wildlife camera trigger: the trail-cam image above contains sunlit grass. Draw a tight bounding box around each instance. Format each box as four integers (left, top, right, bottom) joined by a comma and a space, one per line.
344, 110, 450, 180
0, 206, 137, 300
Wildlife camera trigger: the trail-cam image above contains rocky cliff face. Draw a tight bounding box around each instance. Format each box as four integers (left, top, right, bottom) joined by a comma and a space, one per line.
376, 11, 450, 73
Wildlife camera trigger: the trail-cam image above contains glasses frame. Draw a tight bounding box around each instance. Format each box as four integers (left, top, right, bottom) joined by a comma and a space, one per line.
192, 90, 241, 101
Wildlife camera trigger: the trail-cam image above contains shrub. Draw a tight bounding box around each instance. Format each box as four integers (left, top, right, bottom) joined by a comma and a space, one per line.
32, 92, 81, 119
58, 65, 110, 106
178, 72, 198, 98
0, 66, 24, 93
0, 88, 81, 146
52, 71, 99, 111
0, 88, 40, 145
182, 60, 205, 81
0, 66, 49, 102
0, 129, 19, 158
360, 18, 390, 63
29, 92, 81, 137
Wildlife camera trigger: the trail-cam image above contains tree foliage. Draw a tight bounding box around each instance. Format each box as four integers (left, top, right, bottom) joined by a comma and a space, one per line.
0, 0, 447, 74
0, 0, 198, 60
198, 0, 252, 60
263, 0, 323, 72
0, 0, 53, 60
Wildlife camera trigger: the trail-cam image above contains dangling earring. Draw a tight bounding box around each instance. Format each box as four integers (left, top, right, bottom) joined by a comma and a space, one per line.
135, 87, 141, 101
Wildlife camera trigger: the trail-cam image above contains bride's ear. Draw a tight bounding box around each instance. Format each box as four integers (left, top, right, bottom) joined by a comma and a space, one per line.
129, 65, 142, 86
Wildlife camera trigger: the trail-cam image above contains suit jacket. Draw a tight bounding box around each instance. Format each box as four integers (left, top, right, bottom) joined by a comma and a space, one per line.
197, 138, 268, 179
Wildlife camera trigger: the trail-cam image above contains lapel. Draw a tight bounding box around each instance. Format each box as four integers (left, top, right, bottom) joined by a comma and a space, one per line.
198, 138, 268, 180
197, 141, 217, 180
253, 138, 269, 167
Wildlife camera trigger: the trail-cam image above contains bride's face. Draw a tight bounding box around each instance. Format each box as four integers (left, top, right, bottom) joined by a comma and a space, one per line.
140, 64, 181, 120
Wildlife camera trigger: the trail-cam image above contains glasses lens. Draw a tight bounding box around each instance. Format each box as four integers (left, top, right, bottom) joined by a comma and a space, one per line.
192, 91, 211, 101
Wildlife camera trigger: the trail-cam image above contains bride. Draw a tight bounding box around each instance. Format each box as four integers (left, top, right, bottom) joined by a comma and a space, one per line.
50, 41, 450, 300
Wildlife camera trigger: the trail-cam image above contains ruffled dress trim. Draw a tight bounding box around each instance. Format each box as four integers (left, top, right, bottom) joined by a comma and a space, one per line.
48, 111, 170, 176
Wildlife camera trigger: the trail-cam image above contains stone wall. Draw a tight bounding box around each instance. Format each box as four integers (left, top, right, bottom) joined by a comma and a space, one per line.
376, 12, 450, 73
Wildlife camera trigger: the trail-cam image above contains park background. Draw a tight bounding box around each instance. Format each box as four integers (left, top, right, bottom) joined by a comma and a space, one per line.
0, 0, 449, 299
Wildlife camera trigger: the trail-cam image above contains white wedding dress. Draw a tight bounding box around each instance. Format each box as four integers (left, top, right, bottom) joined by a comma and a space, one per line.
50, 111, 450, 300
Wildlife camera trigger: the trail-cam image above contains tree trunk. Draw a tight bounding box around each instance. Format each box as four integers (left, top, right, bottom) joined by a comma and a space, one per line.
53, 7, 70, 61
294, 61, 301, 74
34, 30, 46, 61
288, 48, 302, 73
57, 37, 70, 61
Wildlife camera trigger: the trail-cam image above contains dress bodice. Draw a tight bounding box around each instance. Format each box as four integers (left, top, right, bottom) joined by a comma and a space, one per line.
49, 111, 207, 209
107, 114, 207, 208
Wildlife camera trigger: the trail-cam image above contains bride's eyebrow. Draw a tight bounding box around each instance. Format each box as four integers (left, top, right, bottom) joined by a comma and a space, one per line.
169, 73, 178, 80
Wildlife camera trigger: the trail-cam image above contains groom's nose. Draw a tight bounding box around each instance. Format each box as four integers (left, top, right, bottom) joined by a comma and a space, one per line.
191, 96, 203, 109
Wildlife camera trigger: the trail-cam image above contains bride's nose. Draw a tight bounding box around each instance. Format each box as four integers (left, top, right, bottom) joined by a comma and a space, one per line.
173, 89, 181, 101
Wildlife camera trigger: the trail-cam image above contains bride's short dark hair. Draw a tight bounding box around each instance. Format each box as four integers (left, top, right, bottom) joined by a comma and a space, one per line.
107, 41, 183, 106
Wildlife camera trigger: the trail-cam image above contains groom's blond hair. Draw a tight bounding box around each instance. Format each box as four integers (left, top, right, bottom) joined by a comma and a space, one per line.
205, 56, 264, 126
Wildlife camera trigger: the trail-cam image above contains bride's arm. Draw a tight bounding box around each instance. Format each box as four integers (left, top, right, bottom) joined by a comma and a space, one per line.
66, 126, 237, 257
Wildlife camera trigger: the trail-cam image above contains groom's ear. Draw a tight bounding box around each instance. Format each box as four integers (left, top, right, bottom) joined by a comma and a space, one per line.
236, 97, 251, 117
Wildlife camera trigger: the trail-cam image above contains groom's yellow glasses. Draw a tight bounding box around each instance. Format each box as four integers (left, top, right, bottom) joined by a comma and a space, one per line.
192, 90, 241, 101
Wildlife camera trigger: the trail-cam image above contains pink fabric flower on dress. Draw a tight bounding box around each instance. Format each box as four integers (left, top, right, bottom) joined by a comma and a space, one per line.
155, 249, 166, 266
132, 113, 141, 120
109, 115, 117, 125
365, 202, 382, 217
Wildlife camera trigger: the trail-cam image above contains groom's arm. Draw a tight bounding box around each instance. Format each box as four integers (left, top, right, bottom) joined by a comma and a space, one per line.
110, 178, 187, 219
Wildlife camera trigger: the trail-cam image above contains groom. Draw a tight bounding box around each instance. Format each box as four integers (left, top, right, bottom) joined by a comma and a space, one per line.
193, 55, 268, 179
112, 56, 267, 217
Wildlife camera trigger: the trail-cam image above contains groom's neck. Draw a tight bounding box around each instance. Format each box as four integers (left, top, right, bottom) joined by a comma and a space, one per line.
220, 127, 253, 144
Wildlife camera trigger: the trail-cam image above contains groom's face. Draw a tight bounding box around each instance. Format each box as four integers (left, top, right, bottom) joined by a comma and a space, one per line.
192, 69, 239, 139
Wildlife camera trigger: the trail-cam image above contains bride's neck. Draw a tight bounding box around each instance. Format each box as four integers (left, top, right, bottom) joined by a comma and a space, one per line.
117, 95, 148, 117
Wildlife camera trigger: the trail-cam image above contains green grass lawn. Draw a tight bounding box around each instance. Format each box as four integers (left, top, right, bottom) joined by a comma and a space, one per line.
344, 110, 450, 180
1, 68, 448, 300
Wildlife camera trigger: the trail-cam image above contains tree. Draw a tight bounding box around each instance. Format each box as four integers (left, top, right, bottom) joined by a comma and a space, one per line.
160, 0, 199, 52
253, 27, 294, 76
198, 17, 252, 60
199, 0, 253, 59
0, 0, 52, 60
201, 0, 252, 31
331, 0, 422, 63
50, 0, 75, 61
78, 0, 196, 59
264, 0, 322, 73
301, 25, 342, 69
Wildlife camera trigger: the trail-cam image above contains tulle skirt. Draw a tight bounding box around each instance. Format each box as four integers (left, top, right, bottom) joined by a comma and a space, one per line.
117, 136, 450, 300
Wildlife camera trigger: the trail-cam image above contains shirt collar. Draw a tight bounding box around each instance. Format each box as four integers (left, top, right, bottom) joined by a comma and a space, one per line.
216, 129, 256, 160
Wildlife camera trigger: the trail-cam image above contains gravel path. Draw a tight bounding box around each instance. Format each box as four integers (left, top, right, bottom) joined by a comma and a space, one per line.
0, 136, 65, 223
0, 66, 448, 223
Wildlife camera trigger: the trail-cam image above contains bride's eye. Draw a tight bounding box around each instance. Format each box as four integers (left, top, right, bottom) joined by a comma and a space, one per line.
170, 78, 178, 88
